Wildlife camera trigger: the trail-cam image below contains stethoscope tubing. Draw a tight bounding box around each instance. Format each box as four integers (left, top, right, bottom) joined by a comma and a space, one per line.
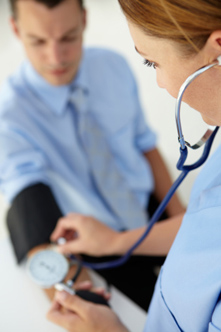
70, 57, 221, 272
176, 61, 219, 150
78, 169, 188, 270
71, 128, 219, 271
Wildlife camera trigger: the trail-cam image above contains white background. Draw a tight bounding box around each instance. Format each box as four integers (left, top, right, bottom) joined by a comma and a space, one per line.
0, 0, 220, 240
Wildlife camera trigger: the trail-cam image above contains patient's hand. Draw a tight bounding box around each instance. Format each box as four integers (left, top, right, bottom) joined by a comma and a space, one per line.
51, 213, 121, 257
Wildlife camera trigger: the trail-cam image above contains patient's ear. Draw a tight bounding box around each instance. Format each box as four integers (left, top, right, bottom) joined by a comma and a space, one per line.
82, 8, 87, 30
10, 17, 20, 39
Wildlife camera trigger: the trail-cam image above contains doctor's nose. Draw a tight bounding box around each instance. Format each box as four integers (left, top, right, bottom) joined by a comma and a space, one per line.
156, 71, 165, 89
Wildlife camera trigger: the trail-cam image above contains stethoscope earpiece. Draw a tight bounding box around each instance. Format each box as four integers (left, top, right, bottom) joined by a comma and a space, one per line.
216, 55, 221, 66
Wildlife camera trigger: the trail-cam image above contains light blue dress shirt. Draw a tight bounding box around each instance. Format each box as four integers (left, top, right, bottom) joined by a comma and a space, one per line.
144, 144, 221, 331
0, 47, 157, 231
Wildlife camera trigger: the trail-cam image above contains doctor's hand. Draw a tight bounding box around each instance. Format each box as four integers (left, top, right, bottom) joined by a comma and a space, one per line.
51, 213, 121, 256
47, 290, 129, 332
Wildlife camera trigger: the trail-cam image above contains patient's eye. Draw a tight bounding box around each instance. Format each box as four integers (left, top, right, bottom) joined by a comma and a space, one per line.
61, 35, 78, 43
31, 39, 46, 46
143, 59, 156, 69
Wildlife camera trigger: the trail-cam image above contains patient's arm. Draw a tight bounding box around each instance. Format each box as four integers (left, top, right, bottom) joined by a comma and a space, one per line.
7, 183, 91, 300
7, 183, 63, 264
144, 148, 186, 216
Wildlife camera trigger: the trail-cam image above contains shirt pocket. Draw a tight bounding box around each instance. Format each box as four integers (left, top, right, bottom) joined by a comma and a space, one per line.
159, 268, 184, 331
159, 289, 184, 331
146, 272, 184, 332
208, 323, 221, 332
208, 298, 221, 332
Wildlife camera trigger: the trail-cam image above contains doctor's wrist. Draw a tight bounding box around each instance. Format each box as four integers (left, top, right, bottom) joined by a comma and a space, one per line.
108, 230, 133, 256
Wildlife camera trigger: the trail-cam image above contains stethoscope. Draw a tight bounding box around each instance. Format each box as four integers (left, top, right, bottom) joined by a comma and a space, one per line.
28, 56, 221, 295
75, 55, 221, 270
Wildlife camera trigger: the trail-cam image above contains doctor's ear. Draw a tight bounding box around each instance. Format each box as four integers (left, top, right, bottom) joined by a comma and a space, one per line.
206, 30, 221, 52
10, 17, 20, 39
203, 31, 221, 65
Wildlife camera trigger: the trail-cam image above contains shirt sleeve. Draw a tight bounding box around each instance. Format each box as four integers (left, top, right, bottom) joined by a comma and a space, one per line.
128, 64, 157, 152
0, 111, 63, 263
134, 105, 157, 152
0, 119, 49, 202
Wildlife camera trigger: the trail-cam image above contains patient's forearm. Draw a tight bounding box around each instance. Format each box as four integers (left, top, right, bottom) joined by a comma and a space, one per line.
144, 149, 186, 217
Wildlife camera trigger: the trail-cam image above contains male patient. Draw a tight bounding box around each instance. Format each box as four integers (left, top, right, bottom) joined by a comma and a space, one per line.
0, 0, 184, 309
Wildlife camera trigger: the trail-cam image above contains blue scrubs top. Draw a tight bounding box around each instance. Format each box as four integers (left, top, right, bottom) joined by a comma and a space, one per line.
144, 144, 221, 331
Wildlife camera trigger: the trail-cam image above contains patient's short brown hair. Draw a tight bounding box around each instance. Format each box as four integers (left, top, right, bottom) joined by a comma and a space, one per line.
9, 0, 84, 18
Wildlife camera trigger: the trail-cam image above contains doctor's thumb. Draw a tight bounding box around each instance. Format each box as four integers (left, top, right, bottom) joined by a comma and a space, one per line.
57, 240, 82, 255
55, 290, 89, 314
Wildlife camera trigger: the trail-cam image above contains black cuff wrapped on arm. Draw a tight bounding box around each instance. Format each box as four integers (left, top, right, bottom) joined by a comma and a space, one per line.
7, 183, 63, 264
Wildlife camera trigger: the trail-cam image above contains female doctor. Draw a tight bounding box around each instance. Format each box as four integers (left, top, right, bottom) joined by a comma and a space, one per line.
47, 0, 221, 331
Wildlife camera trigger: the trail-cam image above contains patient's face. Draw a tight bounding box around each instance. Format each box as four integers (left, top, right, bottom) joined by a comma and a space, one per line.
11, 0, 86, 86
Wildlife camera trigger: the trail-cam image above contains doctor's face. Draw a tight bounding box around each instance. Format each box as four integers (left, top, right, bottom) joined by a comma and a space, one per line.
128, 22, 221, 126
11, 0, 86, 86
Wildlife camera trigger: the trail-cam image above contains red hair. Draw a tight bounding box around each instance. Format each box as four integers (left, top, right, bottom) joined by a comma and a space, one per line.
118, 0, 221, 54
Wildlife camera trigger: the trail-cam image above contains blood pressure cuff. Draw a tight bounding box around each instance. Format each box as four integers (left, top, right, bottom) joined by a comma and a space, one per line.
7, 183, 63, 264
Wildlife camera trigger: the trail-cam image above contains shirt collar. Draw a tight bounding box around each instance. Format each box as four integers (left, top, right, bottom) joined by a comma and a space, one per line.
24, 49, 89, 116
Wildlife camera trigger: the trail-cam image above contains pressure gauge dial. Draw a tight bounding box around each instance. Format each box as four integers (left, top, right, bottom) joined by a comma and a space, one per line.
28, 250, 69, 288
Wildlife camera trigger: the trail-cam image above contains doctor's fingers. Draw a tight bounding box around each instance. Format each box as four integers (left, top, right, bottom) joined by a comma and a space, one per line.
51, 214, 85, 242
49, 291, 123, 332
54, 290, 107, 315
47, 298, 83, 332
56, 237, 93, 255
74, 282, 111, 301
